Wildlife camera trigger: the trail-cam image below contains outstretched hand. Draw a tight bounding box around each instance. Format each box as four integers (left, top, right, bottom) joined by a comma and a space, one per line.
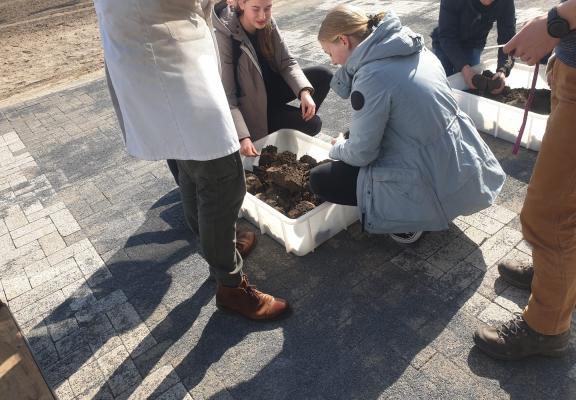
504, 15, 560, 65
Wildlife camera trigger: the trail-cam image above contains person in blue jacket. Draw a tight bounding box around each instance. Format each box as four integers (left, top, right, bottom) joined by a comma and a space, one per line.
310, 4, 507, 243
431, 0, 516, 93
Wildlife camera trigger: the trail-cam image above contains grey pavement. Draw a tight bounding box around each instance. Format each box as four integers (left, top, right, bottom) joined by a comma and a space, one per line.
1, 0, 573, 399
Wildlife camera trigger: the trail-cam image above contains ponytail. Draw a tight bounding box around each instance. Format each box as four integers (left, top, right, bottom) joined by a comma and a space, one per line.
318, 4, 386, 43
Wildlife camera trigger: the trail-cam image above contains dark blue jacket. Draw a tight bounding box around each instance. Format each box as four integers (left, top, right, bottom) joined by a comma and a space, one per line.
431, 0, 515, 75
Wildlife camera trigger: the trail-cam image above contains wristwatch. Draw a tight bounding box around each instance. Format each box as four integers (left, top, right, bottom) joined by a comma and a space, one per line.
547, 7, 573, 38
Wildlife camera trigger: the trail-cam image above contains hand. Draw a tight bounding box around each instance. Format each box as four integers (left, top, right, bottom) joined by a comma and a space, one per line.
490, 71, 506, 94
331, 131, 347, 145
461, 65, 477, 89
239, 138, 260, 157
300, 90, 316, 121
503, 15, 560, 65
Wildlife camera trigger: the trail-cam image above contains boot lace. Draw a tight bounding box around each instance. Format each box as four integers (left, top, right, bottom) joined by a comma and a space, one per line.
497, 313, 528, 340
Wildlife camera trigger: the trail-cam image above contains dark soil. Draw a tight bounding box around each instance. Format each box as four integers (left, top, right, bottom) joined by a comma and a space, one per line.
245, 145, 324, 219
465, 70, 551, 115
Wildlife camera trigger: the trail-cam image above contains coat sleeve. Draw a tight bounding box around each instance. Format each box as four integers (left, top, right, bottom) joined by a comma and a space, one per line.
329, 73, 391, 167
215, 29, 251, 140
273, 22, 313, 97
437, 0, 469, 73
496, 0, 516, 76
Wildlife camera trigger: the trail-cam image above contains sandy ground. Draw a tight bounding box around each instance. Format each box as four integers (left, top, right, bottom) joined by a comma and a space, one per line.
0, 0, 302, 106
0, 0, 103, 103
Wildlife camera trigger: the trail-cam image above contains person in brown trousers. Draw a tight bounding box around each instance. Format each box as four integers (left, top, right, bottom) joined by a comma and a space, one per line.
474, 0, 576, 359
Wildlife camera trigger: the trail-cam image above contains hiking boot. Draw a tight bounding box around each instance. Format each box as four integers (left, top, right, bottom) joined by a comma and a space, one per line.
497, 260, 533, 290
236, 230, 257, 259
216, 275, 290, 320
389, 231, 423, 244
473, 314, 570, 360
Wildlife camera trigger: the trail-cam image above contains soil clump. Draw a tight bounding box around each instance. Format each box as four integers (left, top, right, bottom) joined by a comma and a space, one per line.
465, 70, 551, 115
245, 145, 324, 219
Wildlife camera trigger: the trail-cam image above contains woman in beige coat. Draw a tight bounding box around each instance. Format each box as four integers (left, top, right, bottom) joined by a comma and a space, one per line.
213, 0, 333, 156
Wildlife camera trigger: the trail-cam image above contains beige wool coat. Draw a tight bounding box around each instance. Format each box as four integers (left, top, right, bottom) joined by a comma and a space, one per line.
212, 1, 312, 141
94, 0, 239, 161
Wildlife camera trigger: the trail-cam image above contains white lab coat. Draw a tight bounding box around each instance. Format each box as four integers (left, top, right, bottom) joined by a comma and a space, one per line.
94, 0, 239, 161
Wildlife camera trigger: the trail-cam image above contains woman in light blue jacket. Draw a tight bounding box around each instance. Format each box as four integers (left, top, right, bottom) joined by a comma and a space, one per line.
310, 4, 506, 242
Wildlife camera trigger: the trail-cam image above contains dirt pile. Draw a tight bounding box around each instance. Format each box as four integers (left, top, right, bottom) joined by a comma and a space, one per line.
245, 146, 324, 219
466, 70, 551, 115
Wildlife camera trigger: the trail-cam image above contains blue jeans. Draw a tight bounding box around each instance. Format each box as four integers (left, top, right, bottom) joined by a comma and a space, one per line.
433, 46, 483, 76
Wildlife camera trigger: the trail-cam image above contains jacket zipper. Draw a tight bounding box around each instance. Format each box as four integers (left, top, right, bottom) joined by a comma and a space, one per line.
240, 43, 263, 78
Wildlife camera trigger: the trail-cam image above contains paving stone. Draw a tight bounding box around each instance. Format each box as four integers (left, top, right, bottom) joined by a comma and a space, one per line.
26, 201, 66, 222
96, 345, 143, 397
458, 212, 505, 235
55, 327, 91, 358
116, 365, 181, 400
13, 290, 67, 325
43, 345, 94, 386
38, 230, 67, 255
1, 274, 31, 300
427, 236, 477, 273
9, 270, 82, 312
516, 239, 532, 255
46, 314, 80, 343
10, 217, 53, 241
22, 199, 43, 215
75, 289, 128, 323
494, 285, 529, 314
47, 238, 92, 266
0, 219, 8, 236
61, 279, 97, 312
13, 220, 57, 248
50, 208, 81, 236
391, 250, 445, 280
107, 302, 157, 358
26, 257, 79, 288
478, 302, 515, 326
465, 227, 524, 270
0, 232, 15, 253
53, 380, 75, 400
4, 204, 28, 231
155, 383, 193, 400
67, 360, 108, 397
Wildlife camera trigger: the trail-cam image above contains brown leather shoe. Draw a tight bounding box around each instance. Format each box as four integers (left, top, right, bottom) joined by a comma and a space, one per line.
497, 260, 533, 290
216, 275, 289, 320
236, 230, 257, 259
474, 314, 570, 360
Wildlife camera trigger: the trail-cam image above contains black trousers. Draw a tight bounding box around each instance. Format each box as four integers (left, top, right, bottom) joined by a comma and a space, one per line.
309, 160, 359, 206
176, 153, 245, 287
267, 65, 333, 135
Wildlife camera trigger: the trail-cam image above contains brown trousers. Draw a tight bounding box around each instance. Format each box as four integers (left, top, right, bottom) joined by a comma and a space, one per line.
522, 59, 576, 335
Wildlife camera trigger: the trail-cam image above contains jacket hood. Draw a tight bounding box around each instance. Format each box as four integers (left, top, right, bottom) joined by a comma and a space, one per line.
332, 11, 424, 98
213, 1, 242, 40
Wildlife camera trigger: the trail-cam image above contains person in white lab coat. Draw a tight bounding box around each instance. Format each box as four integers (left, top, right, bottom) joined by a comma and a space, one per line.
94, 0, 289, 320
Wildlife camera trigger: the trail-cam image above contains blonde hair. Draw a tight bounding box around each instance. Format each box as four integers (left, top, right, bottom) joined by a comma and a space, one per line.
318, 4, 386, 43
230, 0, 275, 60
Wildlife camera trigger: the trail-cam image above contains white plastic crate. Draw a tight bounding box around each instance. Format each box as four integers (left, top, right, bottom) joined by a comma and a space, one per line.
448, 59, 549, 151
240, 129, 359, 256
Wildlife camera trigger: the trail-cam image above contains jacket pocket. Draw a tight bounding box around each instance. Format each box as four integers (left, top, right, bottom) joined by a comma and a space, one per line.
369, 168, 440, 224
164, 15, 206, 41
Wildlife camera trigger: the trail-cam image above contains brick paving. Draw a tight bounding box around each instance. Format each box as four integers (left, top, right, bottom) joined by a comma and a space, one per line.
1, 0, 574, 399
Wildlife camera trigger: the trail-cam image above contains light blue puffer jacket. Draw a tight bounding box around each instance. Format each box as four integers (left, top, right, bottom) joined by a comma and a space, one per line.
329, 11, 506, 234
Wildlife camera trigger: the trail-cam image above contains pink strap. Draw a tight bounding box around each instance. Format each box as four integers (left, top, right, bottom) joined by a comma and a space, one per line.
513, 63, 540, 155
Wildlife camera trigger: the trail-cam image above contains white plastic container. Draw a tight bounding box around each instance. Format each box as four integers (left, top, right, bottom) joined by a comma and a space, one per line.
240, 130, 358, 256
448, 59, 549, 151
